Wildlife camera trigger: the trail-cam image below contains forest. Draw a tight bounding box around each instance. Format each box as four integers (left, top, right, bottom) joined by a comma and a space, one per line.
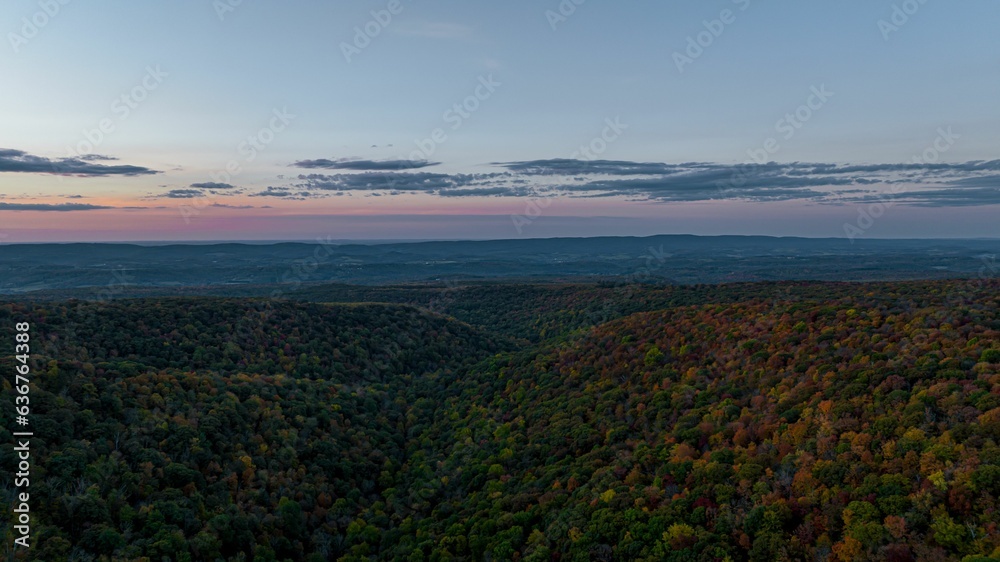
1, 279, 1000, 561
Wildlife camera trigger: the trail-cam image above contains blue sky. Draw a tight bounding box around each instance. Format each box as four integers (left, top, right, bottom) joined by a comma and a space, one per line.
1, 0, 998, 241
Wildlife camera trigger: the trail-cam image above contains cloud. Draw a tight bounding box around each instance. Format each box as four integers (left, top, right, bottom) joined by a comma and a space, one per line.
0, 202, 113, 211
191, 182, 237, 189
496, 160, 1000, 205
497, 159, 691, 176
296, 172, 460, 192
784, 160, 1000, 177
557, 164, 864, 202
843, 186, 1000, 207
76, 154, 119, 162
157, 189, 204, 199
209, 203, 255, 209
248, 187, 314, 200
249, 187, 291, 197
437, 187, 524, 197
292, 158, 440, 171
0, 148, 159, 177
252, 158, 1000, 207
284, 164, 842, 201
904, 187, 1000, 207
499, 159, 1000, 181
291, 172, 524, 197
938, 174, 1000, 189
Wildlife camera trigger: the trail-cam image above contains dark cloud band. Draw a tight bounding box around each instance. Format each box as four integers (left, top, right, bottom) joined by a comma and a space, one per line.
0, 202, 113, 211
0, 148, 159, 177
255, 159, 1000, 206
292, 158, 440, 171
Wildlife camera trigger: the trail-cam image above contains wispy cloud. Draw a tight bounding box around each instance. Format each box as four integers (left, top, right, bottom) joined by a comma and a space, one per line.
0, 202, 113, 211
0, 148, 159, 177
209, 203, 256, 209
292, 171, 524, 196
292, 158, 439, 171
191, 182, 238, 190
265, 158, 1000, 206
76, 154, 118, 162
497, 159, 693, 176
156, 189, 205, 199
248, 186, 314, 200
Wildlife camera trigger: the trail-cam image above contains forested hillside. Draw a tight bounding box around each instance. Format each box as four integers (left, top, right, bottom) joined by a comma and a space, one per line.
294, 279, 1000, 342
399, 293, 1000, 561
0, 300, 508, 560
2, 282, 1000, 560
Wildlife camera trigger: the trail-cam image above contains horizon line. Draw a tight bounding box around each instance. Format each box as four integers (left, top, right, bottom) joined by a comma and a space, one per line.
1, 233, 998, 247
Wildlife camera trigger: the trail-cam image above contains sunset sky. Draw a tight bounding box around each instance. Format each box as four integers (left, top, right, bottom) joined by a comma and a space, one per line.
1, 0, 999, 242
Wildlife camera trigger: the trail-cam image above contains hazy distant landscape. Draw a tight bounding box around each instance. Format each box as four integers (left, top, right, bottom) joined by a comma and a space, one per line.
1, 235, 997, 296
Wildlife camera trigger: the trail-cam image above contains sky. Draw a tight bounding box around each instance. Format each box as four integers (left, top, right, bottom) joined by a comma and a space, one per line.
1, 0, 998, 242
